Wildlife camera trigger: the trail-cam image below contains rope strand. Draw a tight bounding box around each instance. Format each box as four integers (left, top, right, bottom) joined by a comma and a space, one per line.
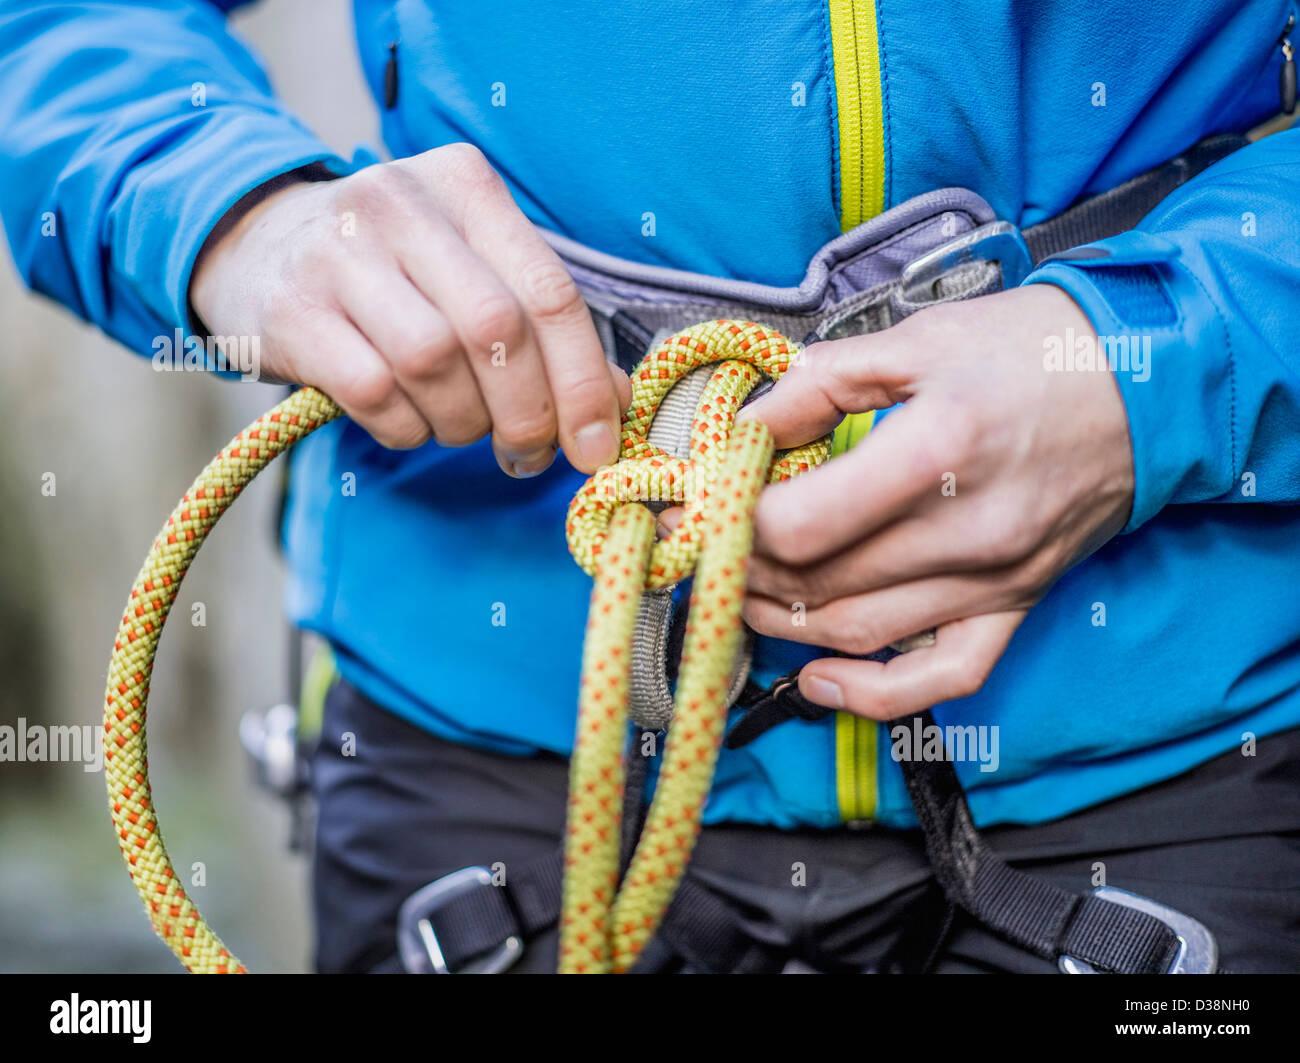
561, 320, 831, 972
103, 387, 341, 972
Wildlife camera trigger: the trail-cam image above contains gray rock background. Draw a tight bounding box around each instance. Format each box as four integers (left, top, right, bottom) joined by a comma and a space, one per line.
0, 0, 378, 973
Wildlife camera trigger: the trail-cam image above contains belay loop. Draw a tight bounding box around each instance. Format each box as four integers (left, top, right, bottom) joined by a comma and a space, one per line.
561, 320, 831, 973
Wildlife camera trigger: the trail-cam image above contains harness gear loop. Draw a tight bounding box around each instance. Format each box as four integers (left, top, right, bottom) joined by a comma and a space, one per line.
561, 320, 831, 973
103, 386, 342, 973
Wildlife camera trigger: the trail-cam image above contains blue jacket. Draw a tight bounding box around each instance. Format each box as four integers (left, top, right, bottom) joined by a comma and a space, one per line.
1, 0, 1298, 830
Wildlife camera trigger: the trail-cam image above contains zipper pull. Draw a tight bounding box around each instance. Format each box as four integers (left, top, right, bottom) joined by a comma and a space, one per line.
384, 41, 399, 110
1280, 15, 1296, 115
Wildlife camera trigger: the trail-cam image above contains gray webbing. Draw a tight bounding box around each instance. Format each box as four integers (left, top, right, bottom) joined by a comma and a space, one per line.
626, 359, 752, 730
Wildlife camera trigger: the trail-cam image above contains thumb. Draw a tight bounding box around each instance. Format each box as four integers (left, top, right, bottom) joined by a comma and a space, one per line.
739, 332, 915, 448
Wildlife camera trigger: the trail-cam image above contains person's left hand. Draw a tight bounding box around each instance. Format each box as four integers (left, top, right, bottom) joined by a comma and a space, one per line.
717, 284, 1135, 720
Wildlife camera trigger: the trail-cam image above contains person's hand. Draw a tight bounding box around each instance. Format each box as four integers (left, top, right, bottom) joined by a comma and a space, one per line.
733, 285, 1135, 719
190, 145, 629, 476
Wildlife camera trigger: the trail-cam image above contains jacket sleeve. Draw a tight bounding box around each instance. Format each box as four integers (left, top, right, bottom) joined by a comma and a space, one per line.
1025, 127, 1300, 530
0, 0, 355, 356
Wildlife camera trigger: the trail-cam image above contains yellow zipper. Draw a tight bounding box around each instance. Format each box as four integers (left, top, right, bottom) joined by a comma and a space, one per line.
835, 710, 877, 821
826, 0, 885, 821
830, 413, 877, 822
827, 0, 886, 230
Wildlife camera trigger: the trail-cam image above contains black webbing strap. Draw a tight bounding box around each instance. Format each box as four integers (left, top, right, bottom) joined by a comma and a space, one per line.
640, 879, 784, 973
1022, 132, 1248, 264
418, 737, 650, 971
416, 849, 564, 970
725, 650, 895, 750
723, 671, 833, 749
899, 710, 1182, 974
416, 845, 780, 973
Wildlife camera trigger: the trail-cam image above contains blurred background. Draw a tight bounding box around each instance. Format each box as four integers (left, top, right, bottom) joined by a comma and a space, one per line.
0, 0, 378, 973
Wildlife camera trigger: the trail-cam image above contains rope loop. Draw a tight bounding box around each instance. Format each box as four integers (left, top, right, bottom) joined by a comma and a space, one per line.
103, 386, 342, 972
566, 320, 830, 588
560, 320, 833, 973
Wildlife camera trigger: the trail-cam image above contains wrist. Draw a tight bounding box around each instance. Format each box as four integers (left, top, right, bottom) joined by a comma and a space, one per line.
1024, 230, 1220, 532
189, 165, 332, 334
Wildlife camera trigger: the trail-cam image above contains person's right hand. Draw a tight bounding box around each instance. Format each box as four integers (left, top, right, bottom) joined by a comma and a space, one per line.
189, 144, 628, 477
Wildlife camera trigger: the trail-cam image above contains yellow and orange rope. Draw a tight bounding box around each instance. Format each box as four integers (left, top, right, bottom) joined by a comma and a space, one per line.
103, 387, 342, 972
103, 319, 828, 973
561, 320, 830, 972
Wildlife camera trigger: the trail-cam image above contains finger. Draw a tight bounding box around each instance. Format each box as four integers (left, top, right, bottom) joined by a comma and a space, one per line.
796, 611, 1025, 719
747, 511, 997, 607
294, 310, 432, 449
459, 192, 622, 473
738, 332, 915, 448
742, 570, 1021, 655
655, 505, 683, 540
394, 210, 559, 476
334, 258, 491, 447
611, 363, 632, 413
751, 399, 970, 565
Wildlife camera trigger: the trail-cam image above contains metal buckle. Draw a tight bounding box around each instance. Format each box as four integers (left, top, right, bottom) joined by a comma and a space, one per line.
397, 867, 523, 974
1058, 886, 1219, 974
238, 703, 302, 796
899, 220, 1033, 303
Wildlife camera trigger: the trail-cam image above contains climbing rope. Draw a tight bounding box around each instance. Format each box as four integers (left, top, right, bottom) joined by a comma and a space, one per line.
104, 318, 827, 974
562, 320, 830, 972
103, 387, 342, 973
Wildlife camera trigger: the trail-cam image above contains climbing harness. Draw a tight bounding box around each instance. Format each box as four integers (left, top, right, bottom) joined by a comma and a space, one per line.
104, 135, 1244, 974
391, 138, 1243, 975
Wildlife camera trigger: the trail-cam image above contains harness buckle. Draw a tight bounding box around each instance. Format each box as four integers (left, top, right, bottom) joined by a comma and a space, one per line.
1057, 886, 1219, 974
899, 220, 1033, 302
397, 867, 523, 974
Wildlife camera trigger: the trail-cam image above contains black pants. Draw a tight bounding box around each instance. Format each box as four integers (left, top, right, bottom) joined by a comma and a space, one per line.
311, 678, 1300, 973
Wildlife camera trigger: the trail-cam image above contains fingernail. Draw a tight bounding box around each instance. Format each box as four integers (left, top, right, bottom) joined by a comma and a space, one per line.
575, 421, 618, 469
803, 676, 844, 709
509, 446, 556, 478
